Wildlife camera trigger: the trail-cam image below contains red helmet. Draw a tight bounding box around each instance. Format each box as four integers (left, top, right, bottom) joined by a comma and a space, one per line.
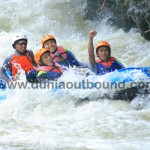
41, 35, 56, 47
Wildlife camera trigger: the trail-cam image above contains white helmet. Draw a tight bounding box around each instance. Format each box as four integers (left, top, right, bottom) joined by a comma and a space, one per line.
12, 34, 28, 48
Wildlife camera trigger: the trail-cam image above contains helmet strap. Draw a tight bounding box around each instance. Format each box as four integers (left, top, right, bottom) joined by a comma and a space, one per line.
52, 48, 57, 54
16, 49, 27, 54
39, 59, 47, 66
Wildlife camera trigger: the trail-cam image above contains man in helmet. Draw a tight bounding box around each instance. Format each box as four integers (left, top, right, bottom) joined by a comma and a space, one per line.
41, 35, 87, 68
88, 30, 124, 75
0, 34, 37, 82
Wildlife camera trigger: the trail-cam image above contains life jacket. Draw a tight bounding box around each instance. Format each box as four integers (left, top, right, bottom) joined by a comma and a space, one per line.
36, 63, 63, 74
36, 63, 63, 81
50, 46, 67, 63
50, 46, 82, 67
95, 57, 123, 75
11, 50, 35, 76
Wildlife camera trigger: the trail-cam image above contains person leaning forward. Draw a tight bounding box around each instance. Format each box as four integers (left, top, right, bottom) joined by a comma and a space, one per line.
31, 47, 63, 82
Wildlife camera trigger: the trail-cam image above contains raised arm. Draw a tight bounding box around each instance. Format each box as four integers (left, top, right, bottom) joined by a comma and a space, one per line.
88, 30, 97, 66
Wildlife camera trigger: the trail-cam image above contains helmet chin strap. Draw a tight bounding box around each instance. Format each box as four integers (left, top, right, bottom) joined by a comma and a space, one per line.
52, 48, 57, 54
16, 49, 27, 54
39, 59, 47, 66
103, 56, 110, 62
39, 59, 54, 66
97, 53, 111, 62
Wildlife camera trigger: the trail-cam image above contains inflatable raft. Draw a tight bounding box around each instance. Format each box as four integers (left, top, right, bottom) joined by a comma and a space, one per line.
0, 67, 150, 101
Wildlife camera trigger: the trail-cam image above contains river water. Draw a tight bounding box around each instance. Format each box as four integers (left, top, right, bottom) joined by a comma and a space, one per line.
0, 0, 150, 150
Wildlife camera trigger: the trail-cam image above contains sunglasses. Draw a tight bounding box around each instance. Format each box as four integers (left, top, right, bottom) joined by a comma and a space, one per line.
17, 42, 27, 46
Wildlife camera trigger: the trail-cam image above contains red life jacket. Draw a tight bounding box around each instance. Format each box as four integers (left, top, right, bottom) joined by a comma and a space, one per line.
11, 50, 35, 76
95, 57, 116, 68
50, 46, 67, 62
36, 63, 63, 74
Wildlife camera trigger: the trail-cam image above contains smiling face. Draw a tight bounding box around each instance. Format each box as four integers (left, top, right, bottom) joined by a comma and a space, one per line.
43, 39, 57, 53
97, 46, 110, 61
14, 40, 27, 53
40, 51, 54, 66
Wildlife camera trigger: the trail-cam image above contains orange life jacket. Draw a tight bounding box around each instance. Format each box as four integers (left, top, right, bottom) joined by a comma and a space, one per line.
95, 57, 124, 75
11, 50, 35, 76
50, 46, 67, 62
95, 57, 116, 68
36, 63, 63, 74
